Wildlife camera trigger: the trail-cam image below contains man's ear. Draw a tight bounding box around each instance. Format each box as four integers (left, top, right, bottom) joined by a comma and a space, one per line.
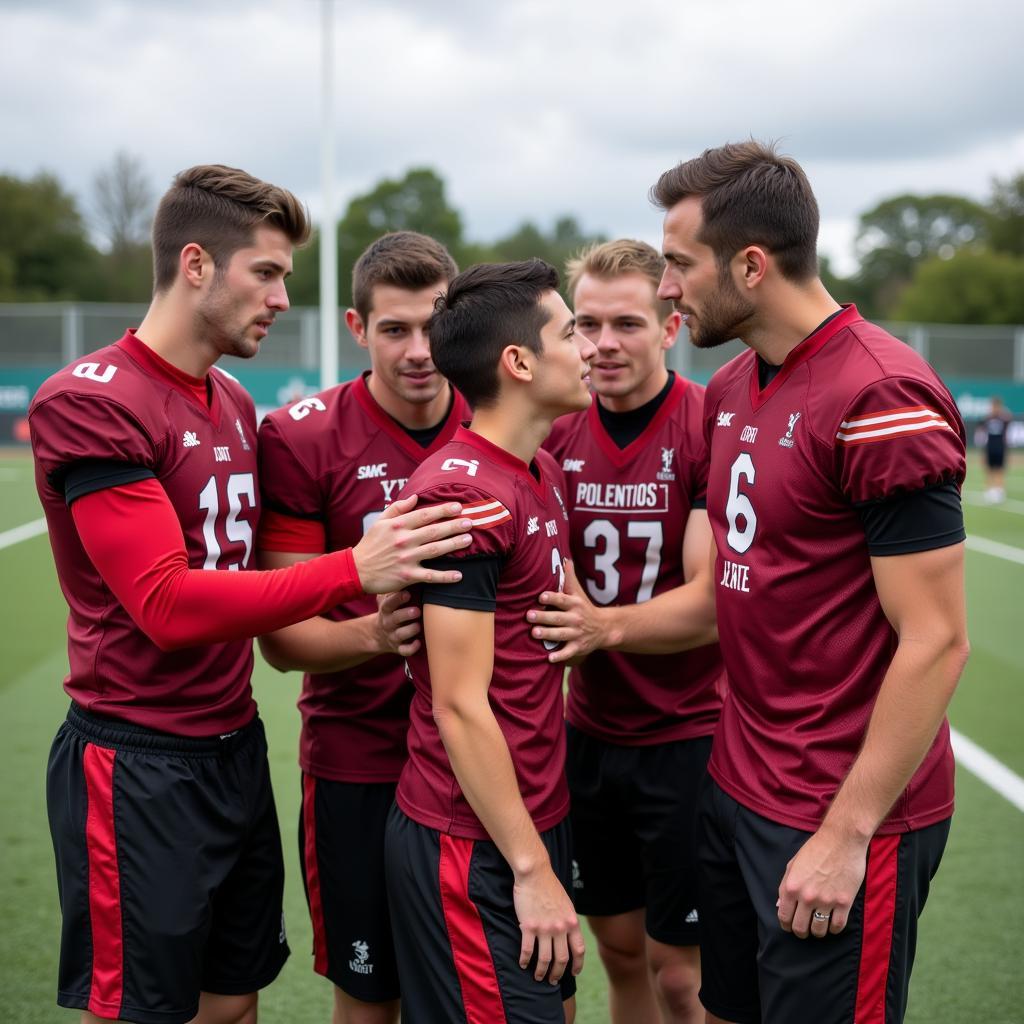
737, 245, 768, 291
345, 308, 369, 349
179, 243, 211, 289
498, 344, 535, 386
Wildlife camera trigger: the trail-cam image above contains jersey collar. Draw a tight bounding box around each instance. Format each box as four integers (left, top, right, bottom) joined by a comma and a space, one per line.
589, 373, 688, 467
452, 426, 547, 497
117, 330, 223, 424
748, 304, 861, 411
353, 372, 463, 460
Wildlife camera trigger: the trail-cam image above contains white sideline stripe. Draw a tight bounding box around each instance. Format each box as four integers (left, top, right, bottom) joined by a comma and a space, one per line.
963, 492, 1024, 516
0, 517, 47, 550
950, 728, 1024, 813
965, 534, 1024, 565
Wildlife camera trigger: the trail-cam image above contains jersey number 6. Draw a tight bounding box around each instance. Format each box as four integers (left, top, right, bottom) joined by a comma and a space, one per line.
725, 453, 756, 554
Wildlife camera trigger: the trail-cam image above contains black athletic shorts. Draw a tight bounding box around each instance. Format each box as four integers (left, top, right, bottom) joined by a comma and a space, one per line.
566, 724, 711, 945
47, 703, 289, 1024
986, 438, 1006, 469
384, 805, 577, 1023
697, 777, 950, 1024
298, 774, 400, 1001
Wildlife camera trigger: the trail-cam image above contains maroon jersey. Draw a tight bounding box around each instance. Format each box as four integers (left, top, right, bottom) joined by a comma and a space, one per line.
545, 375, 723, 744
257, 375, 469, 782
395, 427, 572, 839
29, 331, 261, 735
702, 306, 966, 833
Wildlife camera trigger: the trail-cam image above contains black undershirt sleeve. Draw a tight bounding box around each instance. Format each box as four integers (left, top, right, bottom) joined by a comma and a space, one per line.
692, 498, 707, 511
856, 482, 965, 556
419, 555, 503, 611
59, 459, 156, 506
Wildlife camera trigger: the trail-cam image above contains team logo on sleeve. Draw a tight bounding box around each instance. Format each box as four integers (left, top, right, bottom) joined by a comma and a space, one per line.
836, 405, 951, 446
462, 497, 512, 528
779, 411, 801, 448
441, 457, 480, 476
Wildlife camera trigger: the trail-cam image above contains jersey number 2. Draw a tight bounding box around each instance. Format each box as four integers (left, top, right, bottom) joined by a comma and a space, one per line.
198, 473, 255, 570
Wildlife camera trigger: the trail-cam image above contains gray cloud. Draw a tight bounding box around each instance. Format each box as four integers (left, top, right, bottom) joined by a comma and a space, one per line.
2, 0, 1022, 275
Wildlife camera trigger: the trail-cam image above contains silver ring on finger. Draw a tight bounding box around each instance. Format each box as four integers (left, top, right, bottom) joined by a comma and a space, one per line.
812, 910, 830, 921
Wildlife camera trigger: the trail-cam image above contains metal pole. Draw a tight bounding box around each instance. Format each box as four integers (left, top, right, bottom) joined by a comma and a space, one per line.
319, 0, 339, 390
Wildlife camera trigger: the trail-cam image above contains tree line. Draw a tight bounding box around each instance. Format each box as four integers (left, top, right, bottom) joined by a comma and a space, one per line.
1, 152, 1022, 324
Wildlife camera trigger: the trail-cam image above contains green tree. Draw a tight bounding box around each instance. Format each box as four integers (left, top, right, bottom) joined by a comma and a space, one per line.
0, 172, 101, 300
853, 194, 988, 317
337, 167, 465, 306
491, 215, 606, 293
894, 249, 1024, 325
986, 172, 1024, 257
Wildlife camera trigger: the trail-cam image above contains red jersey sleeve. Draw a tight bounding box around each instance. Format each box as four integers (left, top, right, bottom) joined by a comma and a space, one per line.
72, 478, 362, 651
257, 411, 324, 519
414, 482, 517, 562
30, 390, 157, 487
834, 377, 966, 504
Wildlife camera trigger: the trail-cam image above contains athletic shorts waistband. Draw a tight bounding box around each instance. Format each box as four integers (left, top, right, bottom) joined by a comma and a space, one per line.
65, 702, 261, 755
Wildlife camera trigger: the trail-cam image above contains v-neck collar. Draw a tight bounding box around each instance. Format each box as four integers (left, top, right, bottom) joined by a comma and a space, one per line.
748, 305, 860, 411
353, 373, 461, 460
590, 373, 687, 467
117, 330, 223, 425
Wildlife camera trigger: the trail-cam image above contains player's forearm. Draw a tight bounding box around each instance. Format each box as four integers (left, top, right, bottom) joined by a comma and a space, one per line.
598, 577, 718, 654
822, 632, 969, 842
434, 696, 550, 878
258, 612, 382, 674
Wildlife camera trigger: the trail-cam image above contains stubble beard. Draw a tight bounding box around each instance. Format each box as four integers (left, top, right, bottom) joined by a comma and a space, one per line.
688, 271, 756, 350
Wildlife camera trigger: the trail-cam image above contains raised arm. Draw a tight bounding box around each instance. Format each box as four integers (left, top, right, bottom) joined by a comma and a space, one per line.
257, 547, 422, 673
527, 511, 718, 663
73, 481, 471, 651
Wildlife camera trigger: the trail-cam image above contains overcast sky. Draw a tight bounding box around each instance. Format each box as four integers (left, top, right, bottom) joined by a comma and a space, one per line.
3, 0, 1022, 275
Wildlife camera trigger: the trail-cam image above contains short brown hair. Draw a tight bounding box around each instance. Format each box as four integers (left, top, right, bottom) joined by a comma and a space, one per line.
429, 259, 559, 408
352, 231, 458, 322
151, 164, 310, 292
650, 141, 819, 282
565, 239, 674, 321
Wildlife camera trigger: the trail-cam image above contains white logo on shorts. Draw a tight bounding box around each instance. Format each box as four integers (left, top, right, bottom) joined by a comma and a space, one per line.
349, 939, 374, 975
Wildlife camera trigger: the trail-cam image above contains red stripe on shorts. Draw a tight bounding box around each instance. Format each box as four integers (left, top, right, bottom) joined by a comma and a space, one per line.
854, 833, 901, 1023
302, 774, 329, 976
438, 834, 507, 1023
83, 743, 123, 1018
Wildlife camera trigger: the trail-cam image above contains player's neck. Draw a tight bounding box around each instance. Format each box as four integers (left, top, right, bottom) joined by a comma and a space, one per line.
365, 372, 452, 430
135, 297, 218, 379
741, 279, 841, 366
469, 398, 552, 466
597, 364, 670, 414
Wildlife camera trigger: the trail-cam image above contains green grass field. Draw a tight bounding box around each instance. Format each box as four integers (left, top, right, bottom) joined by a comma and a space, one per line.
1, 450, 1022, 1023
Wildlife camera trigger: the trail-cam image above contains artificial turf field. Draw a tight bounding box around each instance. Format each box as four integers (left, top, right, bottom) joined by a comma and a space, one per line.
1, 449, 1021, 1023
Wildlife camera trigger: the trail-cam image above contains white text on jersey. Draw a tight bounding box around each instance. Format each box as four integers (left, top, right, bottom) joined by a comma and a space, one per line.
441, 457, 479, 477
562, 458, 586, 472
717, 411, 735, 427
358, 462, 388, 480
719, 560, 751, 593
213, 446, 231, 462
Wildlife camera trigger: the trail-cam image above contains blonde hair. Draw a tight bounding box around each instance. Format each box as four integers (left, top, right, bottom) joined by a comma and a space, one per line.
565, 239, 674, 321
